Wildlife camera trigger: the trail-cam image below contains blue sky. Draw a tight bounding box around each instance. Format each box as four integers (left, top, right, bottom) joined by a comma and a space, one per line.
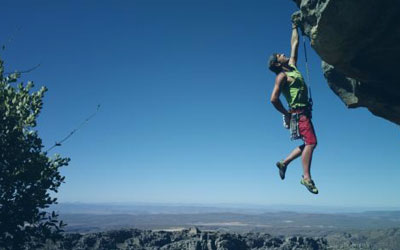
1, 0, 399, 209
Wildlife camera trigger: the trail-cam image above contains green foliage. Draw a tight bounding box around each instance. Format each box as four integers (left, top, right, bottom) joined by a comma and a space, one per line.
0, 57, 69, 249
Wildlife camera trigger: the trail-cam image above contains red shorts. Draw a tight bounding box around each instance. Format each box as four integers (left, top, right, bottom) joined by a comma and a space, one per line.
298, 114, 317, 145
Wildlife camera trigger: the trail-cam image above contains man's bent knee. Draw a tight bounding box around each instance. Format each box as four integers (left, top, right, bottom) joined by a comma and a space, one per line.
306, 143, 317, 149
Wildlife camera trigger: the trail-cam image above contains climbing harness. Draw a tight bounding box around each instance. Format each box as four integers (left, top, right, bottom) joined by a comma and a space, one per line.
290, 112, 301, 140
288, 106, 312, 141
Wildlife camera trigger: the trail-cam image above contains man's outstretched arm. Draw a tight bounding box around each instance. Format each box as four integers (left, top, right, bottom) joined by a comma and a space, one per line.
271, 73, 290, 116
289, 23, 299, 66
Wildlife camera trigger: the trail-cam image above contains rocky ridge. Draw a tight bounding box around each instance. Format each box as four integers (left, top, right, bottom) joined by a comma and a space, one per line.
47, 227, 327, 250
37, 227, 400, 250
292, 0, 400, 125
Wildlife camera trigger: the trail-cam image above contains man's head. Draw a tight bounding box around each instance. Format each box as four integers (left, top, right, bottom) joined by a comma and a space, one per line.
268, 53, 289, 74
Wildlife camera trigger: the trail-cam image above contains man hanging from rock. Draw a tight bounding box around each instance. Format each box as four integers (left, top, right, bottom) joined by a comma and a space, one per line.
267, 21, 318, 194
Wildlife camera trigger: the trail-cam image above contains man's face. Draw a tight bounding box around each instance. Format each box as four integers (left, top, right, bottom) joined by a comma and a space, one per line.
276, 53, 289, 64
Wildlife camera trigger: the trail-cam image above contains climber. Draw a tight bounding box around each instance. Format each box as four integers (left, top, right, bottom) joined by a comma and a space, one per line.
267, 22, 318, 194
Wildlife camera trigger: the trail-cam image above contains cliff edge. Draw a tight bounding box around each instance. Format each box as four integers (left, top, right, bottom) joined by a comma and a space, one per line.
292, 0, 400, 125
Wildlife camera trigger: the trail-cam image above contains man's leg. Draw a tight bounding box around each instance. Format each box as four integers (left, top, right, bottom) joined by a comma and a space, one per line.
282, 144, 305, 167
301, 144, 316, 180
297, 114, 317, 180
297, 114, 318, 194
276, 144, 305, 180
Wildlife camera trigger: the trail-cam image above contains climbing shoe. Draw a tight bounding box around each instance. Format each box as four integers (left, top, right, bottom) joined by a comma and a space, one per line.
276, 161, 287, 180
300, 177, 318, 194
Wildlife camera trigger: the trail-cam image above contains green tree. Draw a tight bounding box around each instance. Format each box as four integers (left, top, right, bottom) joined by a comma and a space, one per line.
0, 57, 69, 249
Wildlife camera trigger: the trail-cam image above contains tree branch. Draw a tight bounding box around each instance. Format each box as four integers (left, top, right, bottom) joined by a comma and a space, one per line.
45, 104, 101, 153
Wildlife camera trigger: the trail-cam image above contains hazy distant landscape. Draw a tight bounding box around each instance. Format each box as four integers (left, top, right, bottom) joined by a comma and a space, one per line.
41, 203, 400, 249
53, 203, 400, 236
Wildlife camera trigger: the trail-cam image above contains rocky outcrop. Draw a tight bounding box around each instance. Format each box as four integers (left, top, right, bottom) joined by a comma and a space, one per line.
292, 0, 400, 125
48, 227, 328, 250
38, 227, 400, 250
325, 228, 400, 250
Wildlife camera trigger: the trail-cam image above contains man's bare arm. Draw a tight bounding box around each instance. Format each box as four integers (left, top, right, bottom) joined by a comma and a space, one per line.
289, 23, 299, 66
270, 73, 290, 116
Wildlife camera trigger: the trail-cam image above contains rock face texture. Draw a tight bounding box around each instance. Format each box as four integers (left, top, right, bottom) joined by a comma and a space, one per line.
38, 227, 400, 250
48, 228, 328, 250
292, 0, 400, 125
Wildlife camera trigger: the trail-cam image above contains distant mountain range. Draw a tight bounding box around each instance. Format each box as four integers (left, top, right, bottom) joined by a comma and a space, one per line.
51, 202, 400, 215
51, 203, 400, 236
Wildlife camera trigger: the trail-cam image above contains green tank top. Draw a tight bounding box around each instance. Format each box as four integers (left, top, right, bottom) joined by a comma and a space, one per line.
282, 64, 310, 109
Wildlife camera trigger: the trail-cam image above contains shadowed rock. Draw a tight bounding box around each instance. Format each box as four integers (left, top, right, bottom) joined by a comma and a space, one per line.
292, 0, 400, 125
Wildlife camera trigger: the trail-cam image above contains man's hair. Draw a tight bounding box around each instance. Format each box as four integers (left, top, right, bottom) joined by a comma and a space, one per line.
268, 53, 281, 75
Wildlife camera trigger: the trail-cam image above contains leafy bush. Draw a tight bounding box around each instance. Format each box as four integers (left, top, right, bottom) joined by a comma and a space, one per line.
0, 57, 69, 249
